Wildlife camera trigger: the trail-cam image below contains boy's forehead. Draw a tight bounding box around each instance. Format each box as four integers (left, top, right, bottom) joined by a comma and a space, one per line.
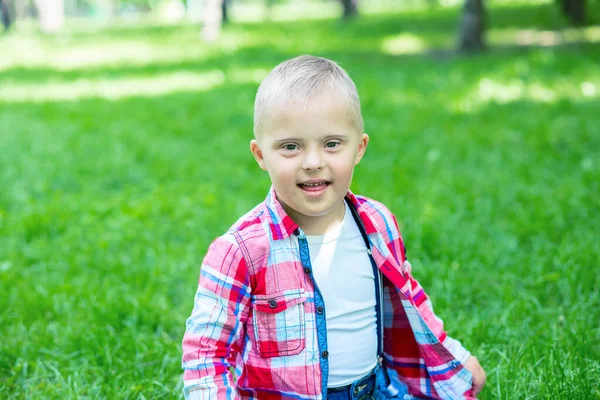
260, 95, 358, 135
259, 112, 361, 144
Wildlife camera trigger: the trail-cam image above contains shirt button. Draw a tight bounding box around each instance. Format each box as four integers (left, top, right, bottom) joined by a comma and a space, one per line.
268, 299, 277, 308
304, 267, 311, 274
317, 306, 324, 314
322, 350, 329, 358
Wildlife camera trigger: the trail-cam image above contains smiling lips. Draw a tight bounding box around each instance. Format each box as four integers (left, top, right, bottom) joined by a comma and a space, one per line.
298, 180, 330, 193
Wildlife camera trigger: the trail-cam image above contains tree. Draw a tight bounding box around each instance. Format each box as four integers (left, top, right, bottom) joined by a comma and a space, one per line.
35, 0, 65, 32
222, 0, 229, 24
187, 0, 203, 22
97, 0, 117, 21
263, 0, 275, 20
202, 0, 222, 42
13, 0, 28, 21
0, 0, 11, 31
340, 0, 358, 19
558, 0, 586, 25
457, 0, 485, 52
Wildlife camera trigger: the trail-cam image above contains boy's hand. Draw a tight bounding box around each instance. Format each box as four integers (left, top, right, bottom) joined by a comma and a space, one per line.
464, 356, 486, 396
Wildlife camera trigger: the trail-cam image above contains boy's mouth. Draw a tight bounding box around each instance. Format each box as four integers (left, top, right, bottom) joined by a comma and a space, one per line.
298, 180, 330, 192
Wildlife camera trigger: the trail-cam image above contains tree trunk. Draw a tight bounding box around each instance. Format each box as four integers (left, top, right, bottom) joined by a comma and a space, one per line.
202, 0, 222, 42
97, 0, 116, 21
187, 0, 203, 23
457, 0, 485, 52
35, 0, 64, 33
221, 0, 229, 24
0, 0, 11, 31
264, 0, 274, 20
14, 0, 26, 20
560, 0, 586, 25
340, 0, 358, 19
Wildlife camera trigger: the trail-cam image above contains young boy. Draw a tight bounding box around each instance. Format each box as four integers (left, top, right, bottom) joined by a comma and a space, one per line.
182, 55, 486, 399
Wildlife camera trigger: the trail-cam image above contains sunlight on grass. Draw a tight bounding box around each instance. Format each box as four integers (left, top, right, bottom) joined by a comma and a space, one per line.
381, 33, 429, 55
0, 71, 226, 102
580, 82, 597, 97
380, 25, 600, 55
488, 26, 600, 47
456, 77, 599, 112
0, 33, 253, 71
229, 68, 270, 85
478, 78, 559, 103
0, 39, 194, 71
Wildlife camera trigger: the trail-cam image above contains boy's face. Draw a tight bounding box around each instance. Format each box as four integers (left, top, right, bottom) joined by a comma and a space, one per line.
250, 93, 368, 231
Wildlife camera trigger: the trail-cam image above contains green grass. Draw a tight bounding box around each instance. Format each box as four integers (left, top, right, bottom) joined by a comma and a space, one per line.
1, 1, 599, 399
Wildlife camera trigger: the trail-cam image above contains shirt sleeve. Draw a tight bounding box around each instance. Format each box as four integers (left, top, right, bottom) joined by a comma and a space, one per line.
442, 336, 472, 364
182, 233, 251, 400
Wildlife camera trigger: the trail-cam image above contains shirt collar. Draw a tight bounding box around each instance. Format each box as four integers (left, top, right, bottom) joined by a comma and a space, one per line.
265, 186, 378, 241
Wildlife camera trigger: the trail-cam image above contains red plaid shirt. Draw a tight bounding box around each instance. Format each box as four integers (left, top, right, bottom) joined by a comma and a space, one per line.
182, 188, 475, 399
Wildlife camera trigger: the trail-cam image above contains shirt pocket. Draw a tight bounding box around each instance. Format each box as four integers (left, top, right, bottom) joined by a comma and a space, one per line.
251, 288, 307, 358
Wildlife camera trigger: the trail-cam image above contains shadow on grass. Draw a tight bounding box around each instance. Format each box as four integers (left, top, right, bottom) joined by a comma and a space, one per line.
1, 1, 598, 87
0, 40, 598, 110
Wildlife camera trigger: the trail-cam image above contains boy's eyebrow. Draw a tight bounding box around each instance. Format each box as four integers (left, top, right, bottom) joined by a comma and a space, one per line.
272, 137, 302, 145
272, 134, 350, 145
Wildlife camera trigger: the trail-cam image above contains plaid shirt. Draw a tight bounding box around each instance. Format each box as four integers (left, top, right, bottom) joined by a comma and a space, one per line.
182, 188, 475, 399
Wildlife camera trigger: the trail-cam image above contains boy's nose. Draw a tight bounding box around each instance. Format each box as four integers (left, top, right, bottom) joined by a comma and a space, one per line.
302, 151, 324, 171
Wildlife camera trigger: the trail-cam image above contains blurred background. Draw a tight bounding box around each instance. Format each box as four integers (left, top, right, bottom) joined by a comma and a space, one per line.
0, 0, 599, 399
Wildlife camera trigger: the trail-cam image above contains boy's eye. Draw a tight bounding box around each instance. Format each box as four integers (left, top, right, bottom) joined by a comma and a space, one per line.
325, 141, 341, 148
282, 143, 299, 151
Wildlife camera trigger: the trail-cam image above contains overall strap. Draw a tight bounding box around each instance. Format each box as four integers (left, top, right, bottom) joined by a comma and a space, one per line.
345, 198, 384, 359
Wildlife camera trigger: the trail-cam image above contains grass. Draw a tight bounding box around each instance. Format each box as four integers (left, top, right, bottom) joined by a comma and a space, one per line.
0, 1, 599, 399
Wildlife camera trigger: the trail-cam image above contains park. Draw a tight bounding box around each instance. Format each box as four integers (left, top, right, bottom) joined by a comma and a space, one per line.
0, 0, 599, 398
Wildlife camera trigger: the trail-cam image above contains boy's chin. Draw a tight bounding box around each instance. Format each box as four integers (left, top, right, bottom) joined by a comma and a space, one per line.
294, 202, 345, 219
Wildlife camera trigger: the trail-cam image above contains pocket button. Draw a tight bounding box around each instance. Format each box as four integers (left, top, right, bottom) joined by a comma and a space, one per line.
268, 299, 277, 308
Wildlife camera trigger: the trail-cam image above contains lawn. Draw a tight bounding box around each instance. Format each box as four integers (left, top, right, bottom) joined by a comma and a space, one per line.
0, 1, 599, 399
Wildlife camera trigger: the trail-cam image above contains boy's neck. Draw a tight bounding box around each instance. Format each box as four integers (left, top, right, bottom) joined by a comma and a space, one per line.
283, 200, 346, 236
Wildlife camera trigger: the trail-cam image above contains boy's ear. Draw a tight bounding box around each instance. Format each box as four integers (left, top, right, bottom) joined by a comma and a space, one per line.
250, 140, 268, 171
354, 133, 369, 165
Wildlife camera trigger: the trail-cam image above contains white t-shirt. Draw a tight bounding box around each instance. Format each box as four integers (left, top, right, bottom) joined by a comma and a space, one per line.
306, 202, 378, 388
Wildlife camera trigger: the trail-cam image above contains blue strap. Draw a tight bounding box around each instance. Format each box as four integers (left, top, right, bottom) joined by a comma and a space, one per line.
345, 198, 384, 358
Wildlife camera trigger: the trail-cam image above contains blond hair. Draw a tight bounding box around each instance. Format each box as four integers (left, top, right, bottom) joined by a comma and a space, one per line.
253, 55, 364, 137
